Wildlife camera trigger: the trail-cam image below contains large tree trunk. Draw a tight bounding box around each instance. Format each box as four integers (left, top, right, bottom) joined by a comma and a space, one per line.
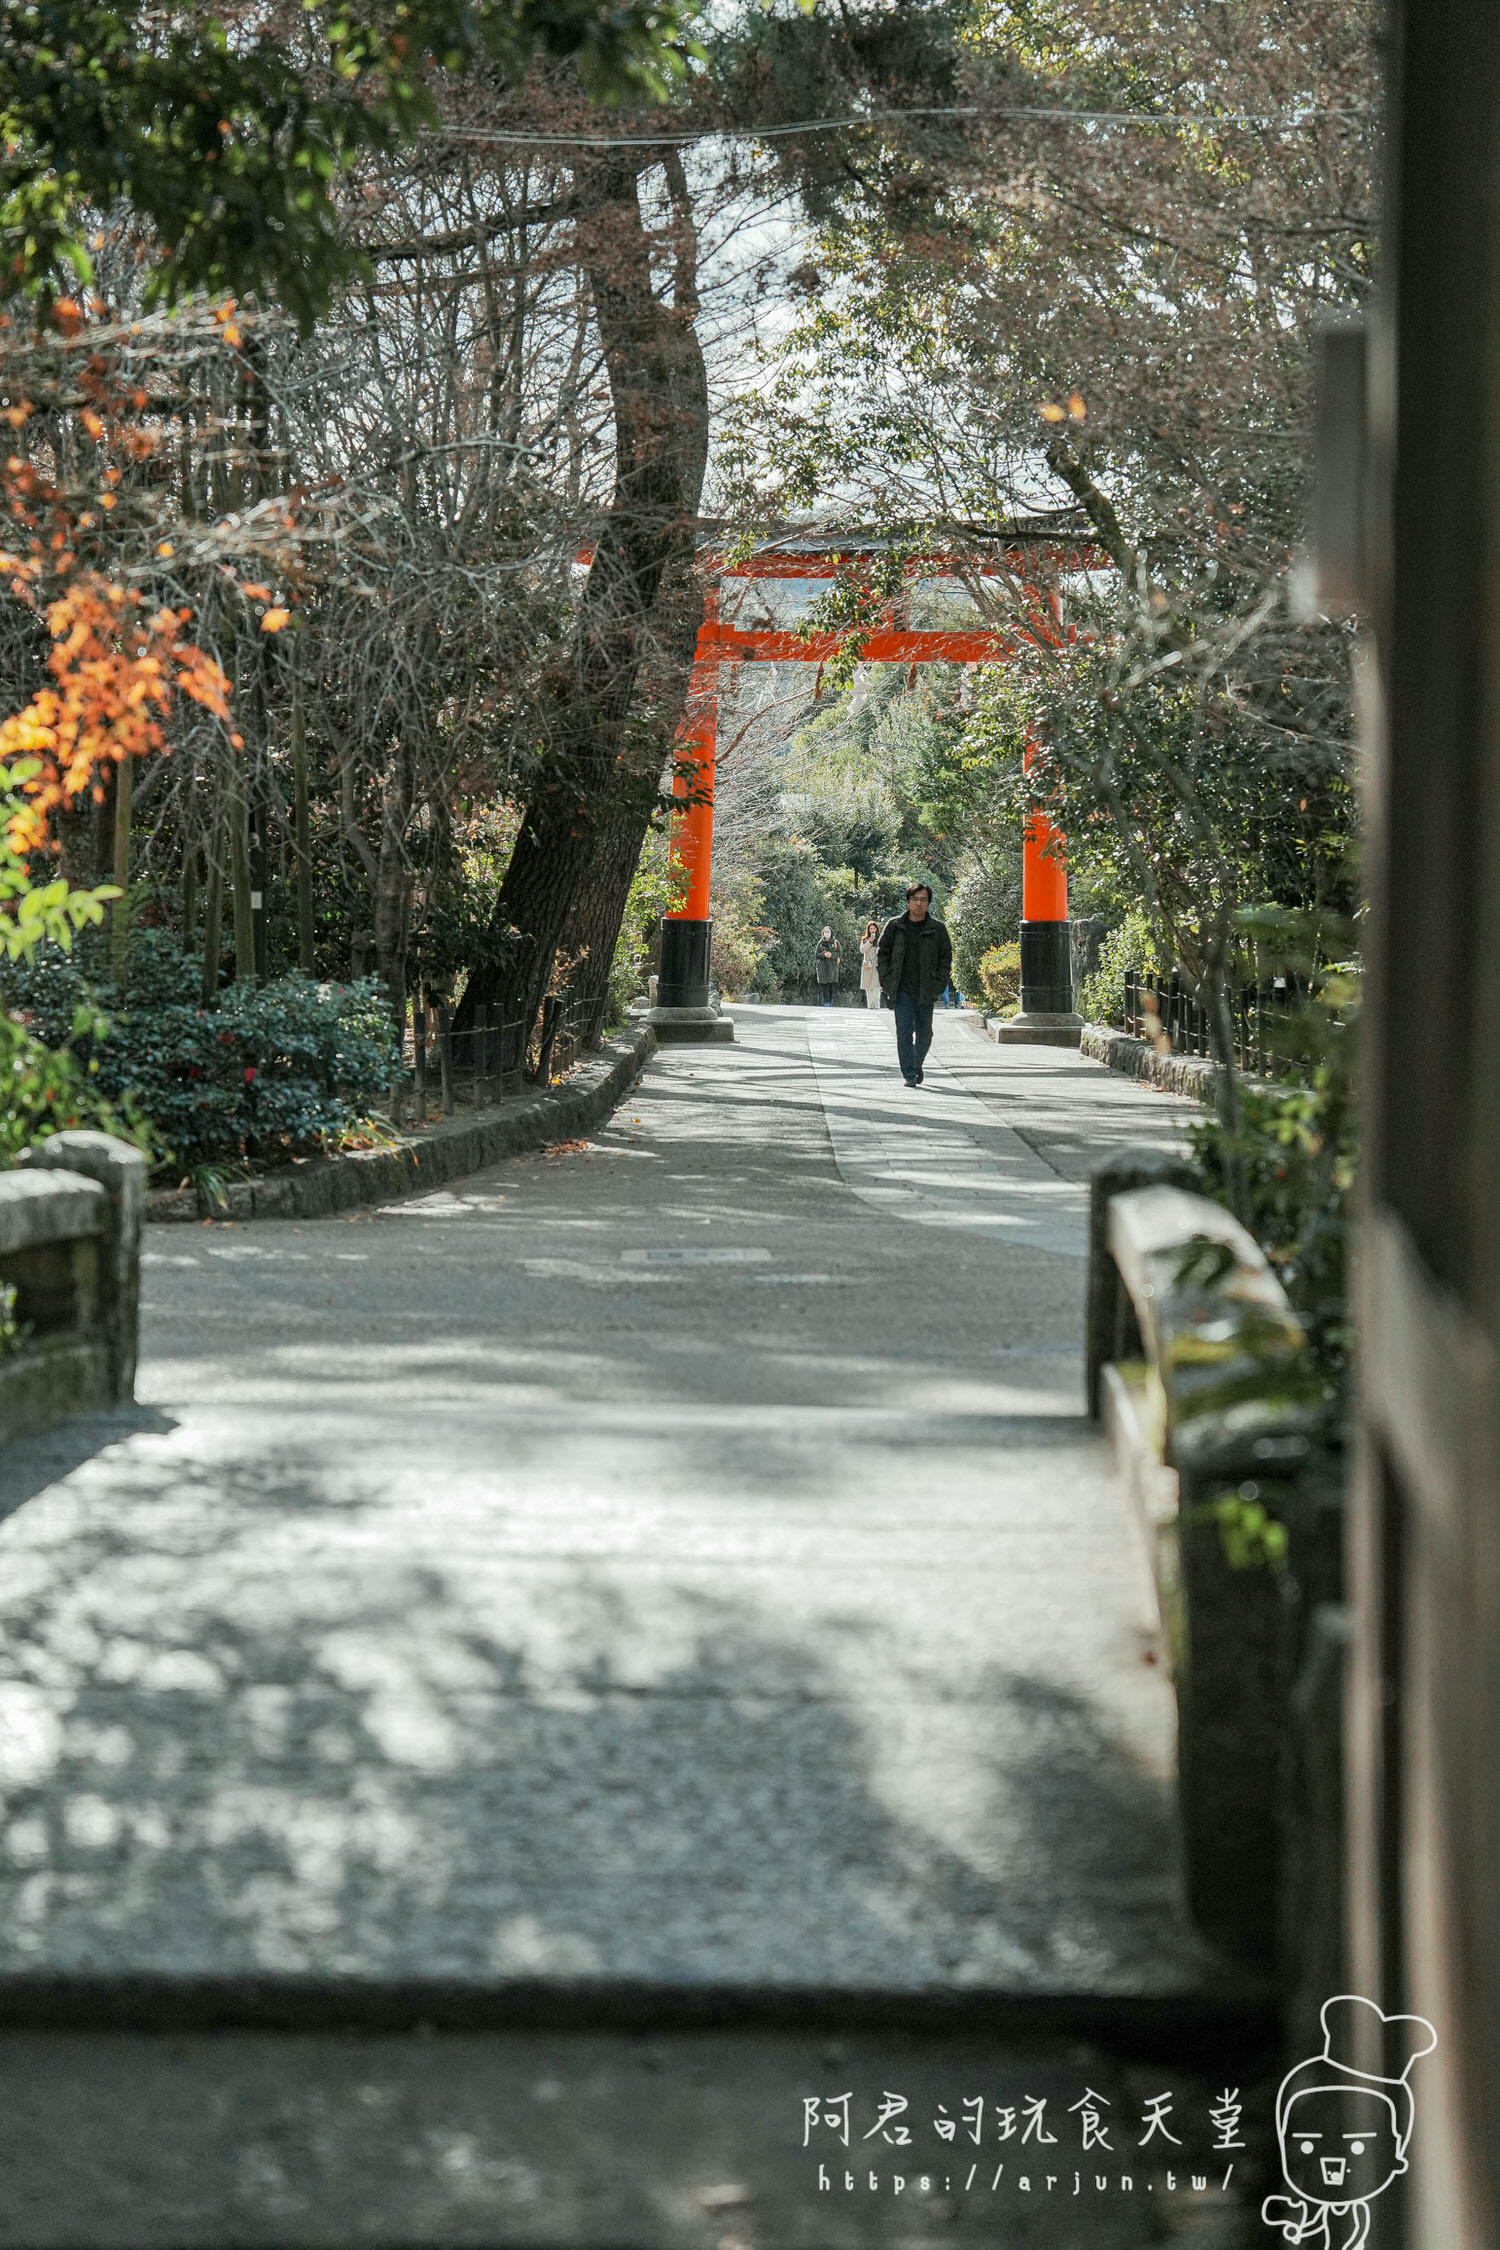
559, 543, 708, 1044
553, 152, 710, 1047
457, 150, 709, 1051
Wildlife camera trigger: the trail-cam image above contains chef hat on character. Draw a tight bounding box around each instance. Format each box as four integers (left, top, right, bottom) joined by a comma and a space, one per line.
1276, 1996, 1439, 2157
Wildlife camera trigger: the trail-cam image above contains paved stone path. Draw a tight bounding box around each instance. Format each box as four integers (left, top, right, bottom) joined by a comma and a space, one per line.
0, 2022, 1260, 2249
0, 1006, 1202, 2001
807, 1018, 1087, 1257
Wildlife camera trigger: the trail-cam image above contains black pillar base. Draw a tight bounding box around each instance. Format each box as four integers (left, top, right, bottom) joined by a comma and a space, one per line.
1020, 918, 1075, 1016
658, 917, 713, 1010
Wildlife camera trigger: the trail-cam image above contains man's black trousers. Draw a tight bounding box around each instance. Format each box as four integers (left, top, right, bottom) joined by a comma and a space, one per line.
893, 989, 934, 1081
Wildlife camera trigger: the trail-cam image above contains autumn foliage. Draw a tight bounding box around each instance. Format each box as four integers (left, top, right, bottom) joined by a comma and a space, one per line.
0, 576, 234, 856
0, 305, 241, 868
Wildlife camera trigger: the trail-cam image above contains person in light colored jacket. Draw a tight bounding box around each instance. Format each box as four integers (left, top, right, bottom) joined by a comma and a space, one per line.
858, 920, 881, 1009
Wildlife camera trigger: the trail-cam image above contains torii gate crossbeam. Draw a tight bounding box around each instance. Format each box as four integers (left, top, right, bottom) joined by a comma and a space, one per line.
655, 544, 1079, 1041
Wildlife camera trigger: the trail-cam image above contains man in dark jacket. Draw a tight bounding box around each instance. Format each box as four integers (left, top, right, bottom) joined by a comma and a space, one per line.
876, 884, 953, 1086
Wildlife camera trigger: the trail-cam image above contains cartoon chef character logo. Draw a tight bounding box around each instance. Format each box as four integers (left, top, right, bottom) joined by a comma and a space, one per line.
1262, 1995, 1437, 2248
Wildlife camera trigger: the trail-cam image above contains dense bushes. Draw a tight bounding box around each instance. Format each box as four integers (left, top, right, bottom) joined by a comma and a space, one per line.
748, 836, 864, 996
947, 854, 1022, 998
1189, 927, 1359, 1399
5, 935, 397, 1171
976, 941, 1021, 1015
606, 827, 684, 1025
1190, 1038, 1355, 1396
707, 867, 770, 999
711, 667, 959, 1000
1076, 906, 1163, 1026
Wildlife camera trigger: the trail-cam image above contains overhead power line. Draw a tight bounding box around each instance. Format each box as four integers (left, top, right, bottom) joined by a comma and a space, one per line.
421, 103, 1370, 151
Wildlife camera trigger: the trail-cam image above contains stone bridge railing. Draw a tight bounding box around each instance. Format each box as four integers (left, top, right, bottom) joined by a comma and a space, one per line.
0, 1132, 146, 1446
1087, 1148, 1347, 2046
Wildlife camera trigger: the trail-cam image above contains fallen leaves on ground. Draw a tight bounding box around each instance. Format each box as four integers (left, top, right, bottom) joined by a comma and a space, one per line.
544, 1137, 592, 1158
695, 2185, 753, 2212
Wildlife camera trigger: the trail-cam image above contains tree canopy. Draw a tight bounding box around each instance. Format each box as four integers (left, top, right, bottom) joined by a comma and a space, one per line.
3, 0, 697, 325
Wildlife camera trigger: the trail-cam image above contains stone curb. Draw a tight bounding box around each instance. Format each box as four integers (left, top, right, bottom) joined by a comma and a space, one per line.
146, 1025, 656, 1224
1079, 1022, 1216, 1103
0, 1969, 1274, 2041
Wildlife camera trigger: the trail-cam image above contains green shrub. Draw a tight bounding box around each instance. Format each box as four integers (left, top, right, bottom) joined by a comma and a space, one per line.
598, 826, 686, 1030
751, 836, 864, 995
1188, 948, 1358, 1401
1, 754, 119, 965
5, 935, 397, 1170
948, 854, 1022, 997
976, 941, 1021, 1015
1076, 905, 1163, 1026
602, 945, 639, 1033
1190, 1059, 1353, 1396
0, 1000, 137, 1169
708, 868, 770, 1000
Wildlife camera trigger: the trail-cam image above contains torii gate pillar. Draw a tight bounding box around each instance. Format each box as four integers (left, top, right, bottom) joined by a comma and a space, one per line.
652, 596, 735, 1042
992, 756, 1084, 1047
649, 548, 1086, 1046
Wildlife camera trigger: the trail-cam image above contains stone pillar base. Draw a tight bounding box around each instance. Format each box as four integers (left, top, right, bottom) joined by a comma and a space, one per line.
989, 1011, 1085, 1048
647, 1007, 735, 1045
1020, 918, 1076, 1016
658, 917, 713, 1010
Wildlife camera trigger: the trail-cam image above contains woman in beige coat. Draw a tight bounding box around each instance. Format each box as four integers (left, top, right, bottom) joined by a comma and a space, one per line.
858, 919, 881, 1009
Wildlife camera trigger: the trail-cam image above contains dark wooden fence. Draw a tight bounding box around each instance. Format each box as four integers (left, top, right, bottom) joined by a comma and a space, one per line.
402, 981, 609, 1121
1122, 967, 1298, 1078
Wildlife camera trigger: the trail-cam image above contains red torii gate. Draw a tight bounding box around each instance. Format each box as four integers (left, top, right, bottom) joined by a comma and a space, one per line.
655, 539, 1079, 1037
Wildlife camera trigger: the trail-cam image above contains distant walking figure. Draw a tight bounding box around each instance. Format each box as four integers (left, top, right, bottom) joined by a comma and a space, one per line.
812, 926, 842, 1005
877, 884, 953, 1086
858, 920, 881, 1009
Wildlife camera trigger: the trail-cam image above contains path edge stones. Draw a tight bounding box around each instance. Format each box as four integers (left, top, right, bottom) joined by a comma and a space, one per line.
1079, 1024, 1214, 1102
145, 1025, 656, 1224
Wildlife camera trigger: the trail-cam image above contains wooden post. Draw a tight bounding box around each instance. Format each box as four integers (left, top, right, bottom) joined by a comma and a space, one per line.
437, 999, 455, 1116
109, 752, 133, 987
201, 829, 225, 1008
181, 846, 199, 950
1343, 2, 1500, 2240
180, 767, 199, 947
474, 1002, 491, 1096
249, 755, 270, 986
229, 762, 255, 982
389, 1001, 406, 1127
292, 679, 315, 975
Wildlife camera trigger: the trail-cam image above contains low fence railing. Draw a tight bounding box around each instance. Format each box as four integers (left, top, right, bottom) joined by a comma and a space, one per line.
529, 982, 609, 1085
1122, 967, 1297, 1077
399, 982, 609, 1123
